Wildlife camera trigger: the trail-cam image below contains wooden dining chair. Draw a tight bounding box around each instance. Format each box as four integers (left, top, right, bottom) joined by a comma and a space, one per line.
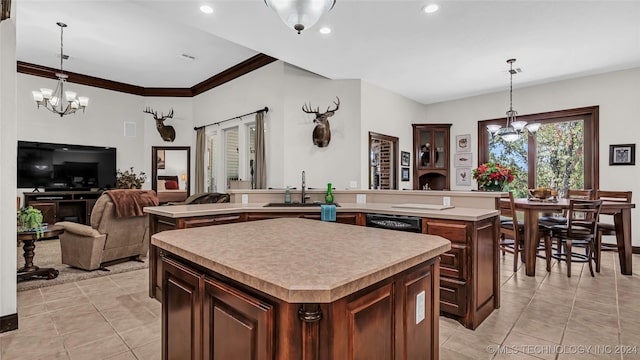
499, 192, 552, 272
595, 190, 632, 272
539, 189, 593, 226
550, 199, 603, 277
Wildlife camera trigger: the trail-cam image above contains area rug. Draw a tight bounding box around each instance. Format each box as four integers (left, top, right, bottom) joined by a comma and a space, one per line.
17, 238, 148, 291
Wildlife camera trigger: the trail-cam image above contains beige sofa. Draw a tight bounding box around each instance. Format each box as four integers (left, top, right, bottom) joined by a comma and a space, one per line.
56, 191, 154, 270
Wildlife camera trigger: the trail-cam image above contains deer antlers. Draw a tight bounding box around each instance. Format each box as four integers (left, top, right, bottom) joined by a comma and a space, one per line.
143, 107, 174, 120
302, 97, 340, 118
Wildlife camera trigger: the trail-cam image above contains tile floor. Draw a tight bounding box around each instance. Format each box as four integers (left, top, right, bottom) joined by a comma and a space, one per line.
2, 253, 639, 360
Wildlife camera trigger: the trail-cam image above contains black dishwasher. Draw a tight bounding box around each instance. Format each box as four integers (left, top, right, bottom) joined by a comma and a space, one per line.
365, 213, 422, 233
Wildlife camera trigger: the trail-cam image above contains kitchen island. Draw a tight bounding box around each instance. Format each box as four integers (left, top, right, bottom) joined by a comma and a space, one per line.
146, 201, 501, 330
153, 218, 451, 360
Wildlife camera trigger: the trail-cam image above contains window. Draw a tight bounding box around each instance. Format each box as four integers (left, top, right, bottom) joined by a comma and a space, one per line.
478, 106, 599, 198
224, 127, 239, 189
205, 122, 255, 192
247, 124, 256, 189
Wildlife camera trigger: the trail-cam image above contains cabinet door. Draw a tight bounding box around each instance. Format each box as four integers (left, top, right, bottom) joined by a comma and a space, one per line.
203, 277, 274, 360
433, 129, 447, 169
29, 202, 56, 225
161, 257, 202, 360
418, 129, 434, 169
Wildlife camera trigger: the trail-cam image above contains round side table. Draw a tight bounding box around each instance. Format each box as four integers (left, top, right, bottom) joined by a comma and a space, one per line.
17, 224, 64, 281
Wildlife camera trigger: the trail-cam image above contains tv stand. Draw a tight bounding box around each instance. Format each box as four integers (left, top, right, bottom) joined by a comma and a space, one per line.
23, 191, 103, 225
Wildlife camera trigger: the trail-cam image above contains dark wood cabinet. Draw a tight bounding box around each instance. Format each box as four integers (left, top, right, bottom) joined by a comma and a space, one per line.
23, 191, 102, 225
412, 124, 451, 190
423, 216, 500, 329
158, 251, 439, 359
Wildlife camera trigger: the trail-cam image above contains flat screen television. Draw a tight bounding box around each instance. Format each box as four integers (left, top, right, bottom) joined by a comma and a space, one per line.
17, 141, 117, 190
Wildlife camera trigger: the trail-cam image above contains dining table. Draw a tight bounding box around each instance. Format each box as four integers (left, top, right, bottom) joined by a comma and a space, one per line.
507, 198, 635, 276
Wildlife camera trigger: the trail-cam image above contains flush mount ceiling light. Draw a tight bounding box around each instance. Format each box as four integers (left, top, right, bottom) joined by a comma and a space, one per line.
318, 26, 331, 34
487, 58, 539, 142
31, 22, 89, 117
264, 0, 336, 34
422, 3, 439, 13
200, 5, 213, 14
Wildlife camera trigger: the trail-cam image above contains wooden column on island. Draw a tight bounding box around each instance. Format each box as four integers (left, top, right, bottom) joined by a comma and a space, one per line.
152, 218, 451, 360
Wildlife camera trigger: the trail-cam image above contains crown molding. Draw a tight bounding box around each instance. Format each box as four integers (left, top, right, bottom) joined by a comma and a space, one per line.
1, 0, 11, 21
17, 53, 277, 98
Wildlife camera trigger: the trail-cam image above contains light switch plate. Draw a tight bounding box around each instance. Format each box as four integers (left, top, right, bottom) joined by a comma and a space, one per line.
241, 194, 249, 204
356, 194, 366, 204
443, 196, 451, 207
416, 291, 425, 324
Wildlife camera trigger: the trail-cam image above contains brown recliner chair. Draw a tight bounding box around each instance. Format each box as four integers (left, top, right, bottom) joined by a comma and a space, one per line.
56, 190, 156, 270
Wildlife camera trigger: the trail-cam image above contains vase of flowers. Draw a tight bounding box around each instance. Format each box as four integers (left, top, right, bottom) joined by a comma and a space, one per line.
17, 206, 45, 238
472, 162, 514, 191
116, 167, 147, 189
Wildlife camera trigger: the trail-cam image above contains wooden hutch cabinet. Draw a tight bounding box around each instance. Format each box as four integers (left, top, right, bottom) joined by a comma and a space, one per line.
412, 124, 451, 190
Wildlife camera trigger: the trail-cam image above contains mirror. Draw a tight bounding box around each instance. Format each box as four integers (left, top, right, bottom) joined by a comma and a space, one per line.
151, 146, 191, 203
368, 132, 398, 190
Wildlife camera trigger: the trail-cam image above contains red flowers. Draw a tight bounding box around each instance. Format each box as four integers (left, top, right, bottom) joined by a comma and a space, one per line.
472, 162, 515, 187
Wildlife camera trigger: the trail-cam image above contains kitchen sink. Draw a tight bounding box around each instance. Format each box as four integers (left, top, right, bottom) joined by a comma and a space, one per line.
263, 202, 340, 207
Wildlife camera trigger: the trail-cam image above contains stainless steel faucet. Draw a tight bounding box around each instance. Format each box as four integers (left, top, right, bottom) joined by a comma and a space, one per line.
301, 170, 311, 204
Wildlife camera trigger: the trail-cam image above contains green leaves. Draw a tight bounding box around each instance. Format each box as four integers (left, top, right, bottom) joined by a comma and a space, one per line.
17, 206, 44, 239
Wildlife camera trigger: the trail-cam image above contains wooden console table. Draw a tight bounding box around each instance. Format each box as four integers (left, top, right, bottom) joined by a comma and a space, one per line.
17, 225, 63, 281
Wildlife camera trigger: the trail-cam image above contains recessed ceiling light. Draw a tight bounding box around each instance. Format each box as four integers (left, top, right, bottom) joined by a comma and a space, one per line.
200, 5, 213, 14
319, 27, 331, 34
422, 4, 439, 13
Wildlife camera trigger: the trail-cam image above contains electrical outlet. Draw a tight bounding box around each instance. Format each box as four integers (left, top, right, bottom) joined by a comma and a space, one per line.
349, 181, 358, 188
241, 194, 249, 204
443, 196, 451, 207
356, 194, 366, 204
416, 291, 425, 324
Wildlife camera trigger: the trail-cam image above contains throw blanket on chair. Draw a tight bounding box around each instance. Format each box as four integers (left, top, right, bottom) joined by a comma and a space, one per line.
106, 189, 159, 218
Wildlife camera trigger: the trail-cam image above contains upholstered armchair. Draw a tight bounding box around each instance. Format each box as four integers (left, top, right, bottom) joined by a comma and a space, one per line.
56, 190, 158, 271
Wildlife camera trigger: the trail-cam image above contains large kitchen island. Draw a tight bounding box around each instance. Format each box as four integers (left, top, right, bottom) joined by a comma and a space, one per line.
152, 217, 451, 360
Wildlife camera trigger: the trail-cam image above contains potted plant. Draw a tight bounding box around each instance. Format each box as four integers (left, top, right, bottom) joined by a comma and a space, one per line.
472, 162, 515, 191
116, 167, 147, 189
17, 206, 45, 238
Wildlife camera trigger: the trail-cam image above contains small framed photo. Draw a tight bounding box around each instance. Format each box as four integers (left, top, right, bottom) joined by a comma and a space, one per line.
609, 144, 635, 165
456, 134, 471, 153
456, 168, 472, 186
401, 151, 410, 167
454, 152, 472, 167
401, 167, 410, 181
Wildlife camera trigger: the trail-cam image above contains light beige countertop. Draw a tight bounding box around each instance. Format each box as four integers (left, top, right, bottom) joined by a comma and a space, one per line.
144, 202, 499, 221
152, 218, 451, 303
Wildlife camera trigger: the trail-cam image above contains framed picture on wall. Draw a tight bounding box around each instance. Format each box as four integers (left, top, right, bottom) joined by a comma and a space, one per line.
456, 134, 471, 153
609, 144, 635, 165
454, 152, 472, 167
401, 151, 410, 167
456, 168, 472, 186
401, 167, 410, 181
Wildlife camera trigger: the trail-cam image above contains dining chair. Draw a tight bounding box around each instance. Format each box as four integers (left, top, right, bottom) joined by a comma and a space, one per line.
539, 189, 593, 226
550, 199, 603, 277
595, 190, 632, 272
499, 192, 552, 272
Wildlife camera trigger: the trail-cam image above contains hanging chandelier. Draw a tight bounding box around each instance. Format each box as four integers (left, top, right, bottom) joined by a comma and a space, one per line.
31, 22, 89, 117
264, 0, 336, 34
487, 58, 539, 142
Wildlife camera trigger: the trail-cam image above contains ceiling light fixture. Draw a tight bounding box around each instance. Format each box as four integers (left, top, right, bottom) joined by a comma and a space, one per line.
487, 58, 539, 142
200, 5, 213, 14
319, 26, 331, 34
264, 0, 336, 34
422, 4, 439, 13
31, 22, 88, 117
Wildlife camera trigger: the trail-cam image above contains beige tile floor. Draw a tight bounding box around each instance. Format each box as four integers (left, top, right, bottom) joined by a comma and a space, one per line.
2, 253, 639, 360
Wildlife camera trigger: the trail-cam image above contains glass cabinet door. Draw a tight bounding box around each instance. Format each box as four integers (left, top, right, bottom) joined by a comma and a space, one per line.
418, 130, 433, 168
434, 130, 446, 169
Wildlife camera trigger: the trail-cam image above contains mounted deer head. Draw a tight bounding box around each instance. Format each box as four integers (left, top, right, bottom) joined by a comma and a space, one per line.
144, 107, 176, 142
302, 97, 340, 148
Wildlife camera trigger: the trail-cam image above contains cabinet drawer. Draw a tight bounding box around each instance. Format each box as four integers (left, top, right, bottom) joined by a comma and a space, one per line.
440, 245, 467, 280
183, 215, 242, 228
425, 220, 468, 243
440, 278, 467, 317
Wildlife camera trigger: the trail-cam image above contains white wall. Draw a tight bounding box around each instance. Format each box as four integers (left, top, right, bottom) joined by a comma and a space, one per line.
425, 67, 640, 245
0, 8, 18, 322
361, 81, 427, 190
